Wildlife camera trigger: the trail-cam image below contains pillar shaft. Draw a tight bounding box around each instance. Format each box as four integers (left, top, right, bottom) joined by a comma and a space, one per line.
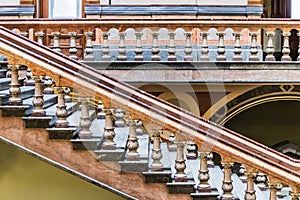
184, 32, 193, 61
102, 109, 116, 149
55, 87, 68, 128
151, 32, 160, 61
31, 76, 45, 117
200, 32, 210, 61
134, 32, 144, 61
221, 162, 234, 200
51, 32, 61, 53
69, 32, 78, 60
8, 64, 22, 105
168, 32, 176, 61
84, 32, 94, 61
233, 32, 243, 61
265, 32, 275, 61
78, 97, 92, 139
118, 32, 127, 61
198, 152, 211, 191
217, 32, 226, 61
102, 32, 110, 61
249, 32, 259, 61
151, 130, 163, 171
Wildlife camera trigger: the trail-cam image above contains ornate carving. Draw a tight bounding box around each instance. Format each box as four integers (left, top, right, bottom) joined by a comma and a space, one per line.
134, 32, 144, 61
151, 32, 160, 61
184, 32, 193, 61
168, 32, 176, 61
217, 32, 226, 61
150, 130, 163, 171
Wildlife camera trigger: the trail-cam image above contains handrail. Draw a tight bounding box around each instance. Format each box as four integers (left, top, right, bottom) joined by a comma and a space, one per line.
0, 24, 300, 188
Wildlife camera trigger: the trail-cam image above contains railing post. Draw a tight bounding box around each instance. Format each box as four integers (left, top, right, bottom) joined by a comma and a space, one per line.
184, 32, 193, 61
134, 32, 144, 61
265, 32, 275, 61
298, 33, 300, 61
69, 32, 78, 60
8, 64, 22, 105
221, 162, 234, 200
102, 32, 110, 61
244, 172, 256, 200
249, 32, 259, 61
126, 119, 140, 160
197, 152, 211, 191
281, 32, 292, 61
151, 32, 160, 61
118, 32, 127, 61
55, 87, 69, 128
51, 32, 61, 53
102, 109, 116, 149
35, 31, 45, 45
233, 32, 243, 61
200, 32, 210, 61
150, 130, 163, 171
168, 32, 176, 61
217, 32, 226, 61
78, 97, 92, 139
84, 32, 94, 61
31, 76, 45, 117
174, 142, 187, 181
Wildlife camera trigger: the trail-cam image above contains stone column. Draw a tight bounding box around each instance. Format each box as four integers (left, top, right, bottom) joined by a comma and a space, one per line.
265, 32, 275, 61
200, 32, 210, 61
221, 162, 234, 200
51, 32, 61, 53
55, 87, 68, 128
35, 31, 45, 45
151, 130, 163, 171
282, 32, 292, 61
8, 64, 22, 105
31, 76, 45, 117
197, 152, 211, 191
126, 119, 140, 160
168, 32, 176, 61
102, 109, 116, 149
151, 32, 160, 61
184, 32, 193, 61
297, 33, 300, 61
233, 32, 243, 61
174, 142, 187, 181
78, 97, 92, 139
102, 32, 110, 61
217, 32, 226, 61
69, 32, 78, 60
118, 32, 127, 61
84, 32, 94, 61
249, 32, 259, 61
134, 32, 144, 61
244, 172, 256, 200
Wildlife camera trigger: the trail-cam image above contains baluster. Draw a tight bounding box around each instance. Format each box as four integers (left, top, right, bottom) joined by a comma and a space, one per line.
168, 32, 176, 61
217, 32, 226, 61
84, 32, 94, 61
249, 32, 259, 61
221, 162, 234, 200
35, 32, 45, 45
207, 152, 214, 167
244, 172, 257, 200
102, 109, 116, 149
69, 32, 78, 60
25, 68, 35, 86
114, 108, 125, 127
55, 87, 69, 128
197, 152, 211, 191
200, 32, 210, 61
78, 97, 92, 139
118, 32, 127, 61
135, 119, 144, 135
174, 142, 187, 181
102, 32, 110, 61
151, 32, 160, 61
126, 119, 140, 160
63, 87, 71, 103
31, 76, 45, 117
150, 130, 163, 171
186, 141, 198, 159
268, 183, 278, 200
233, 32, 243, 61
51, 32, 61, 53
238, 164, 247, 183
168, 132, 177, 151
298, 33, 300, 61
282, 32, 292, 61
256, 172, 267, 190
265, 32, 276, 61
184, 32, 193, 61
8, 64, 22, 105
134, 32, 143, 61
43, 76, 54, 94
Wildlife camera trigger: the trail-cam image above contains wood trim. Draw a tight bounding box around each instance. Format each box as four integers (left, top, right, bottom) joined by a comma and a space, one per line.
20, 0, 34, 5
248, 0, 264, 5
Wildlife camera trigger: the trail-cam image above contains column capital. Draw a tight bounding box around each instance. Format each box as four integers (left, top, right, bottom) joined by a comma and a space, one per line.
51, 32, 61, 38
84, 31, 93, 37
7, 64, 21, 70
68, 32, 77, 37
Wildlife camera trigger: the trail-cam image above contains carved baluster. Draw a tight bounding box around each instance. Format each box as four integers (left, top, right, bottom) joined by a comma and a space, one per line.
244, 172, 256, 200
102, 32, 110, 61
35, 32, 45, 45
8, 64, 22, 105
69, 32, 78, 60
298, 33, 300, 61
151, 32, 160, 61
127, 119, 139, 160
233, 32, 243, 61
78, 97, 92, 139
51, 32, 61, 53
207, 152, 214, 167
200, 32, 210, 61
197, 152, 211, 191
151, 130, 163, 171
174, 142, 187, 181
168, 32, 176, 61
184, 32, 193, 61
249, 32, 259, 61
31, 76, 45, 117
43, 76, 54, 94
186, 141, 198, 159
102, 109, 116, 149
84, 32, 94, 61
134, 32, 143, 61
265, 32, 275, 61
268, 183, 278, 200
118, 32, 127, 61
217, 32, 226, 61
55, 87, 68, 128
221, 162, 234, 200
256, 172, 267, 191
282, 32, 292, 61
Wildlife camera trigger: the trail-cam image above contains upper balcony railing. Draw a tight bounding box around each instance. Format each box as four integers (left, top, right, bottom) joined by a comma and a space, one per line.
0, 18, 299, 62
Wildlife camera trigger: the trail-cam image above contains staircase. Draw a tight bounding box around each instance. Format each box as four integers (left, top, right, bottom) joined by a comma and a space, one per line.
0, 25, 299, 200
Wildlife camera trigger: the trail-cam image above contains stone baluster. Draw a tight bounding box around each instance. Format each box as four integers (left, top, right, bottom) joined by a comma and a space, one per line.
184, 32, 193, 61
102, 32, 110, 61
55, 87, 68, 128
265, 32, 276, 61
197, 152, 211, 191
168, 132, 176, 151
186, 141, 198, 159
174, 142, 187, 182
102, 109, 116, 149
244, 172, 257, 200
134, 32, 143, 61
249, 32, 259, 61
69, 32, 78, 60
114, 108, 125, 127
84, 32, 94, 61
233, 32, 243, 61
43, 76, 54, 94
221, 162, 234, 200
35, 32, 45, 45
135, 119, 144, 135
63, 87, 71, 103
126, 119, 139, 160
168, 32, 176, 61
200, 32, 210, 61
238, 164, 247, 183
256, 172, 267, 190
217, 32, 226, 61
281, 32, 292, 61
25, 68, 35, 86
31, 76, 45, 117
51, 32, 61, 53
268, 183, 278, 200
150, 130, 163, 171
151, 32, 160, 61
78, 97, 92, 139
298, 33, 300, 61
8, 64, 22, 105
207, 152, 214, 167
118, 32, 127, 61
